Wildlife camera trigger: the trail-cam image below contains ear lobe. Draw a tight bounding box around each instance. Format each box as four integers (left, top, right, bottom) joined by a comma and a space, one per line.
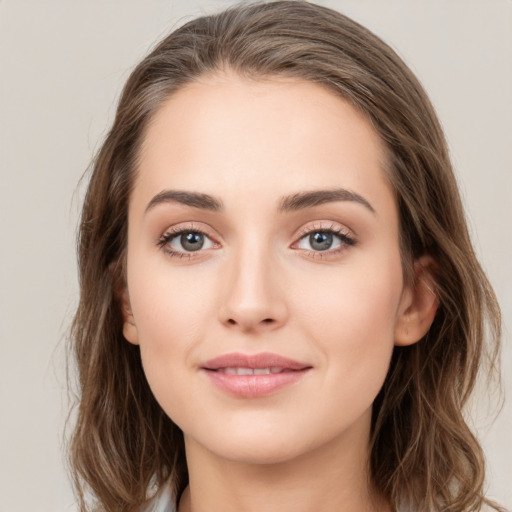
395, 255, 439, 347
121, 288, 140, 345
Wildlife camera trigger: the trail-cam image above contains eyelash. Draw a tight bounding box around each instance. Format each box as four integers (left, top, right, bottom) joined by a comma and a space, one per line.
157, 223, 357, 260
157, 224, 216, 260
293, 223, 356, 259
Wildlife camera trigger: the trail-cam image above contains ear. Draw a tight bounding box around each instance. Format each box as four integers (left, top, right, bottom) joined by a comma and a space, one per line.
121, 288, 140, 345
394, 255, 439, 346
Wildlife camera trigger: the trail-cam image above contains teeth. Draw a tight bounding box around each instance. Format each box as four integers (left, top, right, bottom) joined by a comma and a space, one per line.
237, 368, 254, 375
219, 367, 285, 375
253, 368, 270, 375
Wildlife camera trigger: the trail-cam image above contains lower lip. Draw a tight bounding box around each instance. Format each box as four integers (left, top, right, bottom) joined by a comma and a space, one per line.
202, 369, 310, 398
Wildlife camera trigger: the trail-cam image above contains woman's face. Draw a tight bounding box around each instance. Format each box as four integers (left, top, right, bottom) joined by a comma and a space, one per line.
123, 72, 414, 464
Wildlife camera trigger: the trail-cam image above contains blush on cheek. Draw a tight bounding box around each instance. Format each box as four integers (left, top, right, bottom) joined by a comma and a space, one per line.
299, 266, 400, 385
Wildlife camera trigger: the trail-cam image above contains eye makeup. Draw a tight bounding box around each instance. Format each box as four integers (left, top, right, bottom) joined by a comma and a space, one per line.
157, 223, 219, 260
156, 220, 357, 261
291, 221, 357, 260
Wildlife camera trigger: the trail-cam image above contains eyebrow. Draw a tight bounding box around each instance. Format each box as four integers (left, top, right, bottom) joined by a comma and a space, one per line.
145, 188, 375, 214
145, 190, 223, 213
279, 188, 375, 214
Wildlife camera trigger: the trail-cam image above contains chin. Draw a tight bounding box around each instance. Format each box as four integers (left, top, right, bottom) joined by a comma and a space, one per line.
211, 436, 308, 466
181, 414, 310, 465
187, 416, 349, 467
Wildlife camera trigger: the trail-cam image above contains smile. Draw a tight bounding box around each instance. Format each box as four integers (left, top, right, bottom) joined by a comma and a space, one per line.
216, 367, 290, 375
201, 352, 312, 398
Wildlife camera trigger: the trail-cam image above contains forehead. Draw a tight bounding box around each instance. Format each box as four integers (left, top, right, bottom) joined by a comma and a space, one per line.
133, 72, 394, 217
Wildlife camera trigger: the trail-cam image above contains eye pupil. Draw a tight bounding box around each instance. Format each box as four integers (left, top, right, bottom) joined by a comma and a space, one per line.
309, 231, 333, 251
181, 232, 204, 251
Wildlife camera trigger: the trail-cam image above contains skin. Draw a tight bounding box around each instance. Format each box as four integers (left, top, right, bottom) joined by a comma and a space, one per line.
122, 71, 437, 512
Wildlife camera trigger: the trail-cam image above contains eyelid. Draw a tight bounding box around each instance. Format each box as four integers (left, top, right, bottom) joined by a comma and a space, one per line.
156, 220, 356, 260
290, 221, 357, 257
293, 220, 355, 240
157, 222, 221, 257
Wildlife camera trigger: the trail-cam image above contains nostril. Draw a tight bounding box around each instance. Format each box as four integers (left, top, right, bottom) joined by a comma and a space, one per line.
222, 311, 282, 330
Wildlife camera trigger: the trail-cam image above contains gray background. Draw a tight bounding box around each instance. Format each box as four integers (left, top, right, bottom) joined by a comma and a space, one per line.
0, 1, 510, 511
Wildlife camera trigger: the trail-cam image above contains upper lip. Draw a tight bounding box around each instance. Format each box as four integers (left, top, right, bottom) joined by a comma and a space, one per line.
201, 352, 311, 371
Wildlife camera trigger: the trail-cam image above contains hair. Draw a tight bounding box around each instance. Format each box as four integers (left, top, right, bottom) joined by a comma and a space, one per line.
68, 1, 502, 511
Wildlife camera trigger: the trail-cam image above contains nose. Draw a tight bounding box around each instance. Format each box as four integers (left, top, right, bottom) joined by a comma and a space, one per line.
218, 241, 288, 333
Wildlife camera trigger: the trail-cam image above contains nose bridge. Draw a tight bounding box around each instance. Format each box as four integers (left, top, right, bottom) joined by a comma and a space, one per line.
219, 231, 287, 331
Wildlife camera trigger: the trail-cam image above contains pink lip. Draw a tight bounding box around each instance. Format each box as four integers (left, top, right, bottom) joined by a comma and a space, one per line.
200, 352, 312, 398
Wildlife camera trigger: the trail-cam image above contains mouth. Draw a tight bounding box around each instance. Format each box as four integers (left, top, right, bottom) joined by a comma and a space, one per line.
214, 367, 296, 375
202, 352, 310, 372
200, 352, 312, 398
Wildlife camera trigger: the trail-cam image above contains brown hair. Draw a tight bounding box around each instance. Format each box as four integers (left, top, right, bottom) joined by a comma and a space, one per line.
68, 1, 502, 511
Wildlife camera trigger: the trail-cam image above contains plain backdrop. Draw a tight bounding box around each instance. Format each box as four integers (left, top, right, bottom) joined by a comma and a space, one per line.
0, 1, 510, 511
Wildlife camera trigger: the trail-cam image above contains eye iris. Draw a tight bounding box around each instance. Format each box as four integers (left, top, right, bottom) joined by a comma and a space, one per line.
309, 231, 333, 251
181, 232, 204, 251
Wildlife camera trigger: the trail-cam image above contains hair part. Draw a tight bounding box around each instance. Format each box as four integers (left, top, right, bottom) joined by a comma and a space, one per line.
68, 2, 502, 511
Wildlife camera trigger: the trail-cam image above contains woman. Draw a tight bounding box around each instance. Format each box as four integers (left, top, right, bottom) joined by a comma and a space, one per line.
68, 2, 503, 511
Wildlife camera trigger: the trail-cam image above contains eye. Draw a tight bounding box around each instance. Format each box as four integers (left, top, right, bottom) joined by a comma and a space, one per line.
158, 227, 217, 257
293, 225, 356, 255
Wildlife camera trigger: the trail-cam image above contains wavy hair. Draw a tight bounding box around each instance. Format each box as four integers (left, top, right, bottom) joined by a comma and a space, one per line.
68, 2, 502, 511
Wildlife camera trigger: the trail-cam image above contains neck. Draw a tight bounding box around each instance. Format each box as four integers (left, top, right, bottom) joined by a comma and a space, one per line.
178, 412, 391, 512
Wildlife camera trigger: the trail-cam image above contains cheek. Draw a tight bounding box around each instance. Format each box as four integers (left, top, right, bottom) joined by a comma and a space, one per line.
293, 253, 403, 389
129, 259, 215, 344
126, 261, 218, 407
